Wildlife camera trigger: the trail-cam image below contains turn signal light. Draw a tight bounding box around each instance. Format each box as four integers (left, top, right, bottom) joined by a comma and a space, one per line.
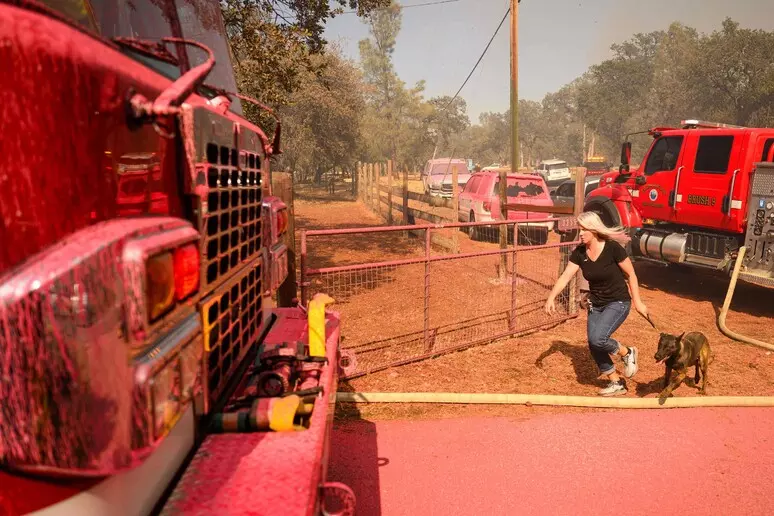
173, 244, 199, 301
277, 208, 288, 235
147, 252, 175, 321
483, 201, 492, 212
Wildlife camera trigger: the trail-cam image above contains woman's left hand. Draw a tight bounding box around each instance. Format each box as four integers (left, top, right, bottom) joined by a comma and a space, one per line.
634, 300, 648, 318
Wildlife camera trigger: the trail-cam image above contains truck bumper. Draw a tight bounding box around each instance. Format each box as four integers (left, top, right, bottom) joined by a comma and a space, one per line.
28, 406, 196, 516
160, 308, 344, 516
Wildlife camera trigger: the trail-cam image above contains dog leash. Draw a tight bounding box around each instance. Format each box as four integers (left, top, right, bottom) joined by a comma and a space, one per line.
640, 312, 658, 330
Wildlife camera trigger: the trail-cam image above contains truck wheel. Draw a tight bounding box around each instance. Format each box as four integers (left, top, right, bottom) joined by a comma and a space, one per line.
516, 227, 548, 246
581, 198, 636, 255
468, 212, 479, 241
536, 227, 549, 245
583, 197, 621, 228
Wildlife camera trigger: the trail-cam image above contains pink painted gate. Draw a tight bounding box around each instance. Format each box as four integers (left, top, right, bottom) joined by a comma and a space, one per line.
300, 219, 580, 379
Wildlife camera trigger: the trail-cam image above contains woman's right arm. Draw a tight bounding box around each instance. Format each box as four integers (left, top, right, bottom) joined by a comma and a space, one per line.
544, 261, 580, 314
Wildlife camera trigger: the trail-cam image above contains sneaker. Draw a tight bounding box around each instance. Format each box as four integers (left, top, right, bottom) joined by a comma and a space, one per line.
599, 380, 627, 397
622, 346, 638, 378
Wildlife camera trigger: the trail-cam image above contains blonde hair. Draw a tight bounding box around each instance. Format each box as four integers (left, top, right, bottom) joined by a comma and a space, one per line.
576, 211, 630, 245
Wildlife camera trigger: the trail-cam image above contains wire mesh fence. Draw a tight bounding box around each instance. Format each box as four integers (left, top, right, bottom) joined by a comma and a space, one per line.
301, 220, 580, 379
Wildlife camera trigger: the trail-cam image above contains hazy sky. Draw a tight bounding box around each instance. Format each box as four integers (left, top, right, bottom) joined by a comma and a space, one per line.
323, 0, 773, 124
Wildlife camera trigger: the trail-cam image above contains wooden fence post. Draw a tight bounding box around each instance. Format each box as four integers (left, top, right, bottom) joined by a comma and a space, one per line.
367, 163, 372, 207
403, 167, 409, 224
368, 163, 373, 206
371, 163, 377, 211
371, 163, 379, 215
353, 162, 358, 197
387, 160, 393, 225
357, 162, 362, 200
377, 162, 383, 216
452, 163, 459, 253
568, 166, 587, 310
363, 163, 367, 204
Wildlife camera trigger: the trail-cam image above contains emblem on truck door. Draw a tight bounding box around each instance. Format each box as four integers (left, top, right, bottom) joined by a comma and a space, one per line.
649, 189, 658, 202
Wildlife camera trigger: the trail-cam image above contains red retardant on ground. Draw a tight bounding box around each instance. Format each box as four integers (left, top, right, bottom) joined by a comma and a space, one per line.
329, 407, 774, 515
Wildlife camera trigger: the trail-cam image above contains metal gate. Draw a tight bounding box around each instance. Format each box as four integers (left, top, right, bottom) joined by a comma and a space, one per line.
300, 218, 580, 379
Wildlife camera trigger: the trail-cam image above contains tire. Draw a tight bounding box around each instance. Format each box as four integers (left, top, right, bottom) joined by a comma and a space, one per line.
535, 227, 549, 245
468, 212, 479, 241
517, 227, 549, 246
584, 197, 634, 255
583, 197, 622, 228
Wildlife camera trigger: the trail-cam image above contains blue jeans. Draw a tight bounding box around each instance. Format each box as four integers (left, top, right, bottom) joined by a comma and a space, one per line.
587, 300, 631, 375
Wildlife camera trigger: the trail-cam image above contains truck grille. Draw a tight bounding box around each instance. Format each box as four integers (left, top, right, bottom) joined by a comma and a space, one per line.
441, 183, 465, 194
200, 258, 262, 404
204, 143, 262, 288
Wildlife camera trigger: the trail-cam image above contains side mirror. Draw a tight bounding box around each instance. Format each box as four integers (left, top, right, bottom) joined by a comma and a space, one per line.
619, 141, 632, 173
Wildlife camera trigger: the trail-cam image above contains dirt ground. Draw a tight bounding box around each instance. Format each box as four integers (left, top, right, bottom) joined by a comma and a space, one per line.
294, 181, 774, 420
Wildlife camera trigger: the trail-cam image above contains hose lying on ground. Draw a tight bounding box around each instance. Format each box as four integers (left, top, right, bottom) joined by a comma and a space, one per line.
336, 248, 774, 410
718, 246, 774, 352
337, 392, 774, 409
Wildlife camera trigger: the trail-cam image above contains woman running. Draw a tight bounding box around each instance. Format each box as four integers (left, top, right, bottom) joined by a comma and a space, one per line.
545, 211, 648, 396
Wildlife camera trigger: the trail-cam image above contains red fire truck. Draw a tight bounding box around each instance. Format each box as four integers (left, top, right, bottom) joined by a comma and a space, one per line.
582, 119, 774, 286
0, 0, 349, 514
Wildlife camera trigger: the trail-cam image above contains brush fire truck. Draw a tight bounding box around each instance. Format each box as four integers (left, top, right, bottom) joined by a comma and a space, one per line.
583, 119, 774, 287
0, 0, 351, 514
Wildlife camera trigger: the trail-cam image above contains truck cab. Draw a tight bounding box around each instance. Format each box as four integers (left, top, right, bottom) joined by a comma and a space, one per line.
585, 120, 774, 269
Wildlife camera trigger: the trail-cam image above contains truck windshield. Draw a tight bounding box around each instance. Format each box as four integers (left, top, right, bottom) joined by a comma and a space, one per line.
430, 163, 466, 175
36, 0, 242, 113
644, 136, 684, 175
175, 0, 242, 110
37, 0, 98, 29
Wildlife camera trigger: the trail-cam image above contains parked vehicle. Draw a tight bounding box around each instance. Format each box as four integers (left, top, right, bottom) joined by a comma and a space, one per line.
457, 168, 554, 244
550, 176, 602, 209
583, 119, 774, 282
421, 158, 471, 197
535, 159, 572, 186
583, 155, 611, 174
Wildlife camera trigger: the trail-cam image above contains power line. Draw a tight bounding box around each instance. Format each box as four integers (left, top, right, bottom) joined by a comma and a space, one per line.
341, 0, 462, 15
441, 6, 510, 112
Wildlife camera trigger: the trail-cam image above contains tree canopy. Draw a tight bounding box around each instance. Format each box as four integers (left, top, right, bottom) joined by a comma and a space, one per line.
224, 8, 774, 178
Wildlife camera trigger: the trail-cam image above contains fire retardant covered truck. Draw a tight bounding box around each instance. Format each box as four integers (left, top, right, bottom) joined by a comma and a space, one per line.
0, 0, 351, 514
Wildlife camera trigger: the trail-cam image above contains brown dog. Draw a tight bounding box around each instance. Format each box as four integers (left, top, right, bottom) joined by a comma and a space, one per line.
654, 331, 711, 402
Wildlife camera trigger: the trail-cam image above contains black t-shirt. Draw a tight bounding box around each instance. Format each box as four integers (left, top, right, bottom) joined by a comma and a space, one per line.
569, 240, 631, 306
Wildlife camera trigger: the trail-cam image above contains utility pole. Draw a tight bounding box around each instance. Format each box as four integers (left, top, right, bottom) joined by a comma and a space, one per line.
500, 0, 519, 280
